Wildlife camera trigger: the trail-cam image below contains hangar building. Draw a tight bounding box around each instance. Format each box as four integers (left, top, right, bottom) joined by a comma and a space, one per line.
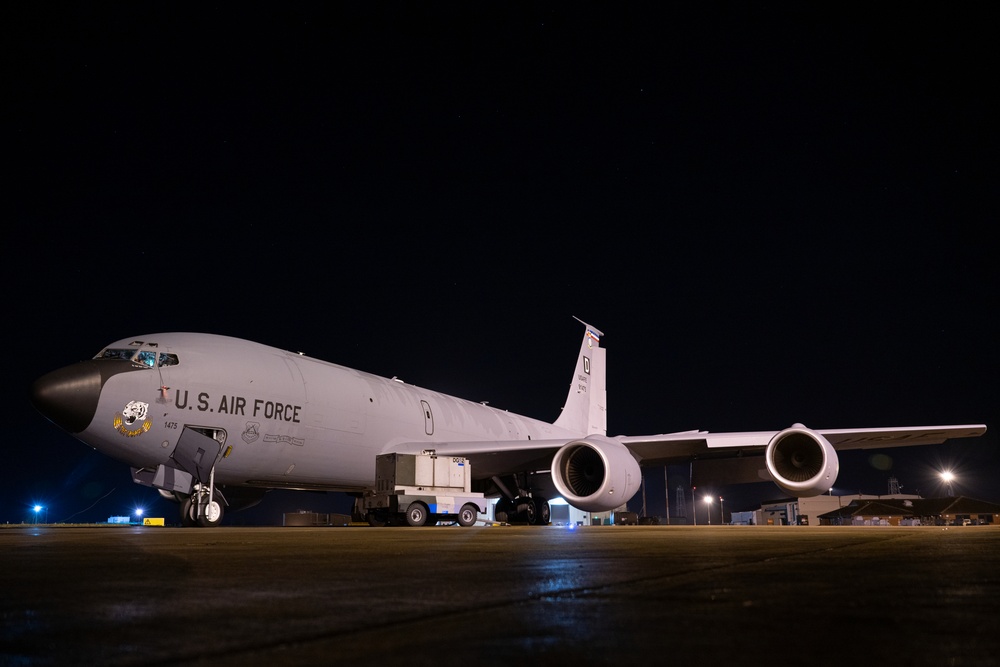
734, 495, 1000, 527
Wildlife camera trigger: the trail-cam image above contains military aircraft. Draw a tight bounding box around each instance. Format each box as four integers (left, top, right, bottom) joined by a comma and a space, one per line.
30, 320, 986, 526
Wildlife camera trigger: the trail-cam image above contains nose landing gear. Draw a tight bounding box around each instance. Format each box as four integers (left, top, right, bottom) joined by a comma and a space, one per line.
168, 426, 228, 527
181, 484, 225, 527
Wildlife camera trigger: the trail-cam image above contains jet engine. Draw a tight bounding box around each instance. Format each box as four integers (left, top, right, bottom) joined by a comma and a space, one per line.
551, 436, 642, 512
765, 424, 839, 497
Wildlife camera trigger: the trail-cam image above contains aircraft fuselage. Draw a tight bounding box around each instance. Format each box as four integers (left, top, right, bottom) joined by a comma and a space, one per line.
33, 333, 576, 494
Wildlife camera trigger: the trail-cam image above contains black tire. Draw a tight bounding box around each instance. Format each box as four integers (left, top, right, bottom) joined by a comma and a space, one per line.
405, 502, 429, 527
536, 498, 551, 526
367, 511, 387, 527
494, 497, 514, 523
179, 496, 197, 527
457, 504, 478, 527
196, 495, 225, 527
519, 497, 537, 525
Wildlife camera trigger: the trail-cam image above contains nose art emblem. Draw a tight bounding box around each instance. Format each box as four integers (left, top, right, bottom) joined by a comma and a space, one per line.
114, 400, 152, 437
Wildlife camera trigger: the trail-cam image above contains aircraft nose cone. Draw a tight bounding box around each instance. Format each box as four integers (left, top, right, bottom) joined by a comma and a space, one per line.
30, 361, 103, 433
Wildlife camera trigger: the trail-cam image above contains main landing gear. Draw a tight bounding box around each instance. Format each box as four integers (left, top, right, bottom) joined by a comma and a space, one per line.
494, 495, 550, 525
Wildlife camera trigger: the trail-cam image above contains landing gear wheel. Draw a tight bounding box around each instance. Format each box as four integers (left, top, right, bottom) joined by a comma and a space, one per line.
534, 496, 550, 525
519, 497, 537, 525
180, 496, 197, 527
182, 491, 225, 527
197, 497, 224, 527
405, 502, 429, 527
495, 497, 514, 523
458, 504, 478, 527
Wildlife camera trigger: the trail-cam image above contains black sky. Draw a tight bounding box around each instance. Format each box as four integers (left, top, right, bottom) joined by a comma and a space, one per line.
4, 4, 997, 524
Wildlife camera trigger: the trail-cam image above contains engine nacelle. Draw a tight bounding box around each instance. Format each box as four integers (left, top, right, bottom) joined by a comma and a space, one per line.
551, 436, 642, 513
765, 424, 839, 497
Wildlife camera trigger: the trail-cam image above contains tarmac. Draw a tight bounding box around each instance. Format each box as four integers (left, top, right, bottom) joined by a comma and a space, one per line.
2, 524, 998, 666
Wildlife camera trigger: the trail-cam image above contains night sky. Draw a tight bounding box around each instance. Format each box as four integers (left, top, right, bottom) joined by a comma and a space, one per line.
5, 4, 997, 524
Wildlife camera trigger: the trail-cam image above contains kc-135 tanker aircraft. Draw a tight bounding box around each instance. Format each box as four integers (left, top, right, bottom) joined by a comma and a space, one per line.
31, 320, 986, 527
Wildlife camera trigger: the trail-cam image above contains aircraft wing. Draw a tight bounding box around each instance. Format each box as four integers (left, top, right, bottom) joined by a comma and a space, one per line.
388, 424, 987, 474
620, 423, 988, 465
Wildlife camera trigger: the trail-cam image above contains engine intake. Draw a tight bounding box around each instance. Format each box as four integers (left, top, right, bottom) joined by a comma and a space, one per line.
765, 424, 839, 497
551, 436, 642, 512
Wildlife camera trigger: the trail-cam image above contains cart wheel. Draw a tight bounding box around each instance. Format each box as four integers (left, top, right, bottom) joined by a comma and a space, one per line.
405, 502, 429, 527
458, 504, 478, 527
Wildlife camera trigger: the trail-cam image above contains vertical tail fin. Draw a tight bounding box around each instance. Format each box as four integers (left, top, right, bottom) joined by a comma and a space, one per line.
552, 319, 607, 436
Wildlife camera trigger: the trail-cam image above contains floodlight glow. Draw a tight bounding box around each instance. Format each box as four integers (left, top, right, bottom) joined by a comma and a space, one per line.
940, 470, 956, 496
703, 495, 712, 504
34, 505, 42, 513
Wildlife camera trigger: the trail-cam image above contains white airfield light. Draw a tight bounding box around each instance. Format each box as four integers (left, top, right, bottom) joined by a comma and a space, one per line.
940, 470, 956, 496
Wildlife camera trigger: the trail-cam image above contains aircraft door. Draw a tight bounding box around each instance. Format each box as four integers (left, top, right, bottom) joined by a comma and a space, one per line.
170, 426, 226, 485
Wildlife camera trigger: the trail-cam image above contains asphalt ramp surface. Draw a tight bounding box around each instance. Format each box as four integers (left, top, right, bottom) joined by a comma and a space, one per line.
2, 525, 998, 666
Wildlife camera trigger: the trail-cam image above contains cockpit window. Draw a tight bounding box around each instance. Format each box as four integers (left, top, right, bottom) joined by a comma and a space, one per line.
100, 348, 137, 361
136, 351, 157, 368
96, 348, 179, 368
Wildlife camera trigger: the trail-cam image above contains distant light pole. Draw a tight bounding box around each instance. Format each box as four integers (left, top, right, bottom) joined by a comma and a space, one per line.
941, 471, 956, 497
692, 486, 697, 526
703, 495, 713, 525
719, 496, 725, 525
33, 505, 44, 524
135, 508, 144, 524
